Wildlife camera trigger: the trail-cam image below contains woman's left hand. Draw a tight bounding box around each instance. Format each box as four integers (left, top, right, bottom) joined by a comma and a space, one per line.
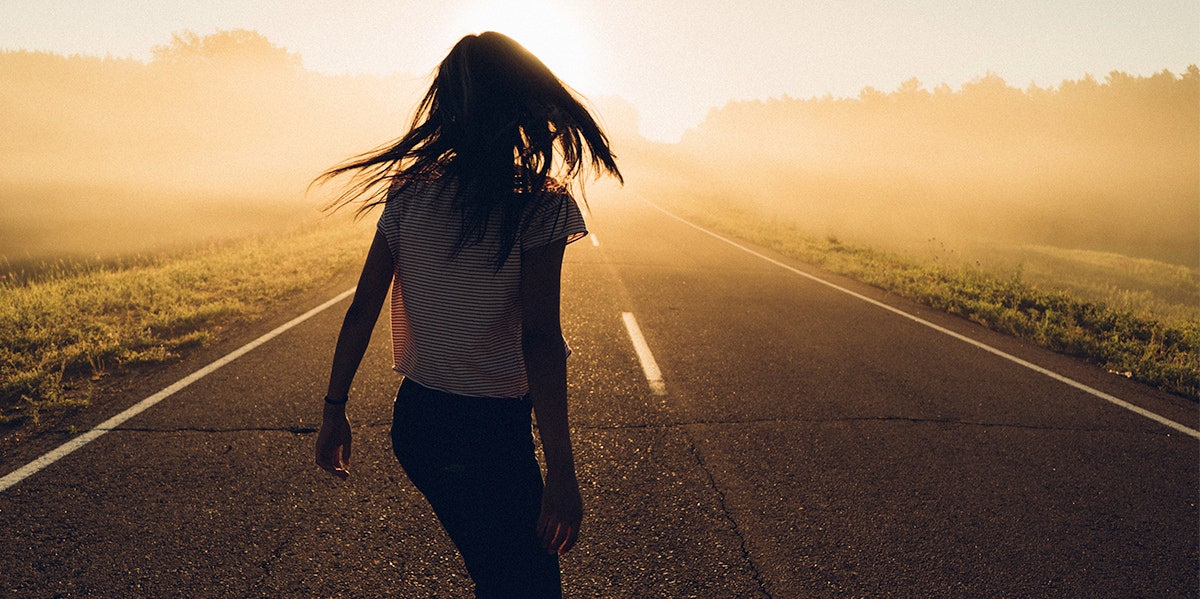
537, 469, 582, 555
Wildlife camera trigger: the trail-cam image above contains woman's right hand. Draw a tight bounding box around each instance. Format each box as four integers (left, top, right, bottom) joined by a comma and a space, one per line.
537, 469, 583, 555
315, 402, 352, 480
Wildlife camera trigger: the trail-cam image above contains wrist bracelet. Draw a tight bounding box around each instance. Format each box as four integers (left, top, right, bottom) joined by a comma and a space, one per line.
324, 395, 348, 405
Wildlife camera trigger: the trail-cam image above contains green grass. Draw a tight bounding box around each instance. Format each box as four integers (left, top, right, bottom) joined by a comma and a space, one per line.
0, 217, 374, 427
657, 195, 1200, 400
966, 244, 1199, 327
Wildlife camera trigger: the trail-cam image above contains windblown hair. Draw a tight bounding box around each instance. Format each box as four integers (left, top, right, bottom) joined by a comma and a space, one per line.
315, 31, 622, 268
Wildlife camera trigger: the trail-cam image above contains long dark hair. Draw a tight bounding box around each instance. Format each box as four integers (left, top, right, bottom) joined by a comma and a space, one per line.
314, 31, 622, 267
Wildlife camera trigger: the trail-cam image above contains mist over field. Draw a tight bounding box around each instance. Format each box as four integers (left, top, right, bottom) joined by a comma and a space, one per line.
0, 31, 424, 272
1, 29, 1196, 278
628, 68, 1199, 268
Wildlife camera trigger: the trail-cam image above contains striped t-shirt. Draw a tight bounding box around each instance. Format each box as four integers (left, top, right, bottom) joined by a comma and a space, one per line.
376, 176, 587, 398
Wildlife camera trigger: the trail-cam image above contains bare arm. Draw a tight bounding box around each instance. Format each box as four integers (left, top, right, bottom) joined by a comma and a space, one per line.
522, 237, 582, 554
325, 229, 394, 401
315, 229, 394, 479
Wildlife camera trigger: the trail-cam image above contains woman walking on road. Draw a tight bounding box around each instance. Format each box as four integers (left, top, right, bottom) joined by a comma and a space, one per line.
313, 31, 621, 598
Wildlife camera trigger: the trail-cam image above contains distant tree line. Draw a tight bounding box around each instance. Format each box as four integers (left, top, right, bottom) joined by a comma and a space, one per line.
683, 67, 1196, 166
0, 30, 422, 199
659, 67, 1198, 266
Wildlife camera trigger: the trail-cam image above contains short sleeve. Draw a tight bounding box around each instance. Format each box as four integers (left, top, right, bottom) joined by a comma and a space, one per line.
375, 193, 403, 258
375, 200, 390, 235
520, 191, 588, 252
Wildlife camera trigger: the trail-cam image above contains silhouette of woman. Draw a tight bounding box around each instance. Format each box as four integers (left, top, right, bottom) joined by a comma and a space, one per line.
313, 31, 621, 598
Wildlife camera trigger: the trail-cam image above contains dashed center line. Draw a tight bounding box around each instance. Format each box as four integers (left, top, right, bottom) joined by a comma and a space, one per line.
622, 312, 667, 395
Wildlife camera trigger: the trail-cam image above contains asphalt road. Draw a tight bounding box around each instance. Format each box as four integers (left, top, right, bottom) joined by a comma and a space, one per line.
1, 191, 1197, 598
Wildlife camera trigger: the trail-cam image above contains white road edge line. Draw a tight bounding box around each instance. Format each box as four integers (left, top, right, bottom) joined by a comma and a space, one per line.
0, 287, 358, 493
622, 312, 667, 396
644, 200, 1199, 440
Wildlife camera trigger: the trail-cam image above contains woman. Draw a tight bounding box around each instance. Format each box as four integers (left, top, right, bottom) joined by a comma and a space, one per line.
313, 32, 621, 598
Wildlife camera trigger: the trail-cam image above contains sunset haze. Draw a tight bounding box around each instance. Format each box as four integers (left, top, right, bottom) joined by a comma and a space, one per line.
1, 0, 1196, 141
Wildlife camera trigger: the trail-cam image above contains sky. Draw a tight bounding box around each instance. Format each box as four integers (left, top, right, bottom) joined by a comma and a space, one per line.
1, 0, 1197, 142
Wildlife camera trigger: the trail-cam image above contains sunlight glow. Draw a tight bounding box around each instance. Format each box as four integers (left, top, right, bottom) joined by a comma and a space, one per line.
445, 0, 597, 92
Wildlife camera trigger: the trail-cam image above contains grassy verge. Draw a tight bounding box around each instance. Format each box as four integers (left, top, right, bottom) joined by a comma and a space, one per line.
656, 195, 1199, 400
0, 217, 374, 427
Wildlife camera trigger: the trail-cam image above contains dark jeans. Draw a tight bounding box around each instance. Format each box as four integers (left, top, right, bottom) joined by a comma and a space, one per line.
390, 378, 562, 599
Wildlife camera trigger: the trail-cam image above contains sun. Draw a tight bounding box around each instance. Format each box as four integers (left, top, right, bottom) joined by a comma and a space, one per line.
444, 0, 597, 92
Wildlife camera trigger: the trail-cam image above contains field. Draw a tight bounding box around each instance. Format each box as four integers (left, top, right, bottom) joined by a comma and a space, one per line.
0, 215, 374, 431
0, 183, 325, 281
646, 191, 1199, 400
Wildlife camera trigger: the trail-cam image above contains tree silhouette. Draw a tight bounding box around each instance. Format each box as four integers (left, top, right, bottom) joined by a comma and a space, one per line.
151, 29, 301, 70
668, 67, 1199, 266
